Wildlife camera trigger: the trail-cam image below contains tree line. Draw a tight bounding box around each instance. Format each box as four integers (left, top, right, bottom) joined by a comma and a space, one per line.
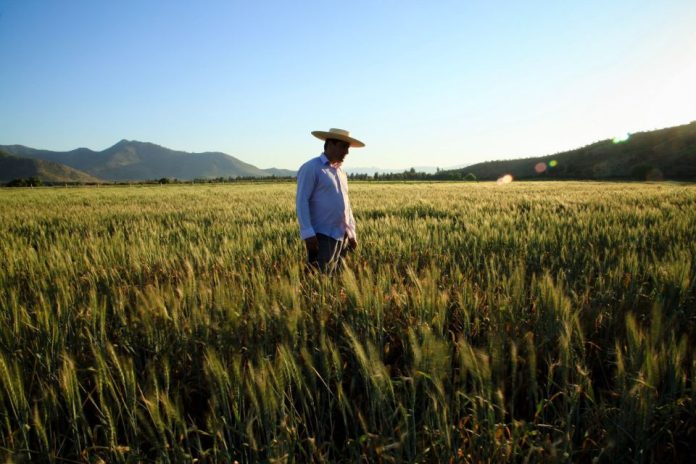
3, 170, 478, 187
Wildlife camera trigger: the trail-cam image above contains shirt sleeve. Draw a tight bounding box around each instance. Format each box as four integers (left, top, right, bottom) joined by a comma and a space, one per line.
343, 170, 357, 240
346, 206, 356, 240
296, 162, 316, 239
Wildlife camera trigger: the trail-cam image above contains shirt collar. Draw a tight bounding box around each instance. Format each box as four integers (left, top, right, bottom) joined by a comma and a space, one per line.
320, 152, 342, 169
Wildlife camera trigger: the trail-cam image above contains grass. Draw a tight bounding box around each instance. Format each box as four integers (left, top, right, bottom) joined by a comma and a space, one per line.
0, 181, 694, 462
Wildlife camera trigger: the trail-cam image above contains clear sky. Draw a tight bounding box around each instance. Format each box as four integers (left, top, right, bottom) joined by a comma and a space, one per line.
1, 0, 695, 171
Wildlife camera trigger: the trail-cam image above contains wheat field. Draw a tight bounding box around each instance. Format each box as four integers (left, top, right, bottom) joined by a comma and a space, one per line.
0, 181, 695, 462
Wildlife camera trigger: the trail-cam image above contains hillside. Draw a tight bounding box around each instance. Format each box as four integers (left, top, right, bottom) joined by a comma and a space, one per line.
0, 151, 102, 183
443, 121, 696, 181
259, 167, 296, 177
0, 140, 295, 181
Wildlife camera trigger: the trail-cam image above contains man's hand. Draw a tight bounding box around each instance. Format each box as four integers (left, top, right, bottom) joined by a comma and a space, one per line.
305, 236, 319, 253
347, 237, 357, 251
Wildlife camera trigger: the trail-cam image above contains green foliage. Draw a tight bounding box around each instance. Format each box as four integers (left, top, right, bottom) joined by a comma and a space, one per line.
0, 182, 695, 462
5, 176, 43, 187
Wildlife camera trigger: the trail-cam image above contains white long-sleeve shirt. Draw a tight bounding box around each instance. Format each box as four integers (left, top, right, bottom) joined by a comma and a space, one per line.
296, 153, 356, 240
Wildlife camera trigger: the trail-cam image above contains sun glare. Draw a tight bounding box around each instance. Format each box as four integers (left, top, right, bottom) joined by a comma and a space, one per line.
497, 174, 513, 185
612, 133, 630, 144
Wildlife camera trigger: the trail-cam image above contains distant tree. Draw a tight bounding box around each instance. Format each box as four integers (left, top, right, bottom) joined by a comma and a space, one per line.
631, 164, 652, 180
6, 177, 42, 187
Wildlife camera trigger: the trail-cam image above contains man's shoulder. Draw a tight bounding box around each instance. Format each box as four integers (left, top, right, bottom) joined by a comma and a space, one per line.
298, 155, 324, 171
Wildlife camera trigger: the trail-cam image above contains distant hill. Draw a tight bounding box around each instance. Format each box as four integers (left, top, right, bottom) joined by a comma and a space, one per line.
442, 121, 696, 181
0, 150, 102, 183
5, 122, 695, 183
263, 167, 296, 177
0, 140, 296, 181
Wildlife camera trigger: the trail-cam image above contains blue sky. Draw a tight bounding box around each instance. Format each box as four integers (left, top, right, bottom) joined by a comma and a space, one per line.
1, 0, 695, 170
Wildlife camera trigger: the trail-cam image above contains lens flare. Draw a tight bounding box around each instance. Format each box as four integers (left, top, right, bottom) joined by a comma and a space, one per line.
534, 162, 547, 173
549, 160, 558, 167
496, 174, 513, 185
612, 133, 630, 144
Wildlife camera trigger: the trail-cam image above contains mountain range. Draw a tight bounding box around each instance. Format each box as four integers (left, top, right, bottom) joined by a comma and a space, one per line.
0, 151, 102, 183
0, 140, 294, 183
2, 121, 695, 183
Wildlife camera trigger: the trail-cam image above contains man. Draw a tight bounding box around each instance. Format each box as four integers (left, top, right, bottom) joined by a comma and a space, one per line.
296, 128, 365, 273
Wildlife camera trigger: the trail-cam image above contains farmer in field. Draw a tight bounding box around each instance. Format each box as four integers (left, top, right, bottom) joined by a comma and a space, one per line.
296, 128, 365, 273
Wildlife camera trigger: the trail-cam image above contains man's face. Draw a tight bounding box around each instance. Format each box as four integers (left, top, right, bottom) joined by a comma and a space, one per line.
325, 139, 350, 163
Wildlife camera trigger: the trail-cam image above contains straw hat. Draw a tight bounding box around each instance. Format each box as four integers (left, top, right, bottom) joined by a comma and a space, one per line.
311, 128, 365, 148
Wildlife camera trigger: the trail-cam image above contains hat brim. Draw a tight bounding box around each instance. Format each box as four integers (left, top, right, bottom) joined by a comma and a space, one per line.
312, 131, 365, 148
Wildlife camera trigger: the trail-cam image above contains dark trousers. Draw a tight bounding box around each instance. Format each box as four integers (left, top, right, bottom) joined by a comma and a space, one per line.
307, 233, 348, 273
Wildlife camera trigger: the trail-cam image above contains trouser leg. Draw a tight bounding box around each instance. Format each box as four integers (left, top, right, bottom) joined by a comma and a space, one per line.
310, 233, 345, 273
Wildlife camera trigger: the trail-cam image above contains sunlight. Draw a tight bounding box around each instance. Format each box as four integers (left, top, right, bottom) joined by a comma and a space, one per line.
496, 174, 513, 185
612, 133, 630, 144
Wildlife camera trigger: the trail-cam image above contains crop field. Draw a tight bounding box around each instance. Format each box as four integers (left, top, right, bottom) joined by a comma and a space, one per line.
1, 181, 695, 462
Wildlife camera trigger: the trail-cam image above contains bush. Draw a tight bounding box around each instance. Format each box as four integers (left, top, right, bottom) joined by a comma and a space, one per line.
6, 177, 43, 187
